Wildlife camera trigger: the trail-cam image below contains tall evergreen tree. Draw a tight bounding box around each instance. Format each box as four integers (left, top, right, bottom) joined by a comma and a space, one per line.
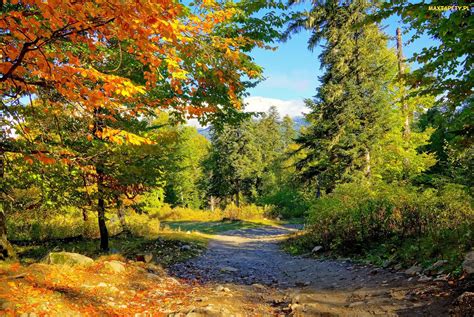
286, 0, 398, 192
204, 119, 263, 206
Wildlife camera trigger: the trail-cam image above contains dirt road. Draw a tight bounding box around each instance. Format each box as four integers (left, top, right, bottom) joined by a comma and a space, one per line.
170, 225, 453, 316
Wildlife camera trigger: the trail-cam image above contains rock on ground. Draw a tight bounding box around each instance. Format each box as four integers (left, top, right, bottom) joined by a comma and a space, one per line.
462, 251, 474, 275
43, 252, 94, 266
102, 260, 126, 273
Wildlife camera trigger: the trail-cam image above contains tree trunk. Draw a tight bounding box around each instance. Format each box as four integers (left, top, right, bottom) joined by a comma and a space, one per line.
365, 149, 371, 178
93, 107, 109, 251
210, 196, 215, 212
0, 210, 16, 260
96, 163, 109, 251
235, 191, 240, 207
0, 149, 16, 260
396, 27, 411, 138
82, 208, 88, 221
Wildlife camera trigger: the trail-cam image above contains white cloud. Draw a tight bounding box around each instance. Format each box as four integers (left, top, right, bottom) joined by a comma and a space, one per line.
186, 96, 309, 128
186, 118, 202, 128
243, 96, 309, 118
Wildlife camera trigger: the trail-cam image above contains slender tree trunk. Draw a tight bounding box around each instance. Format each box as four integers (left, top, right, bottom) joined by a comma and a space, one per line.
365, 149, 371, 178
82, 208, 88, 221
96, 163, 109, 251
210, 196, 215, 212
235, 191, 240, 207
0, 210, 16, 260
0, 150, 16, 259
396, 27, 410, 138
94, 107, 109, 251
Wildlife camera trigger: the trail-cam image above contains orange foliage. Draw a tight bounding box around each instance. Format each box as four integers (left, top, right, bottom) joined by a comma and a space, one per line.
1, 0, 261, 117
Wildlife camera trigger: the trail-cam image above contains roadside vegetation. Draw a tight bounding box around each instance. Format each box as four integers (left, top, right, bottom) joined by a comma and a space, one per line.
281, 0, 473, 277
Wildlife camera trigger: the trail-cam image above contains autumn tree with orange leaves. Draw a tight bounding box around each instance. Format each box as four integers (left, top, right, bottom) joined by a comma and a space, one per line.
0, 0, 285, 254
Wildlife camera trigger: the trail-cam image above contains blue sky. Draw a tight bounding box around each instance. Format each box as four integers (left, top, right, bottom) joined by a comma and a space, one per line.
244, 4, 436, 115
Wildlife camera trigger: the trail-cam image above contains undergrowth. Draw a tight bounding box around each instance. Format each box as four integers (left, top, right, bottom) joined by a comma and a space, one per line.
284, 182, 473, 275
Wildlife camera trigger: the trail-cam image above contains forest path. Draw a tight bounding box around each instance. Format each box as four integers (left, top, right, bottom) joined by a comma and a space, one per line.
169, 225, 452, 316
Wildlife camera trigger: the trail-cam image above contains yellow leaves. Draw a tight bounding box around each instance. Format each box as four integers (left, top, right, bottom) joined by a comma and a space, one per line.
172, 70, 189, 80
95, 128, 154, 146
124, 132, 154, 146
201, 0, 216, 7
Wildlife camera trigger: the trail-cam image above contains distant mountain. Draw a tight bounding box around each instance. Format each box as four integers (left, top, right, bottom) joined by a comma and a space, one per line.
293, 116, 309, 132
197, 116, 308, 140
197, 126, 212, 140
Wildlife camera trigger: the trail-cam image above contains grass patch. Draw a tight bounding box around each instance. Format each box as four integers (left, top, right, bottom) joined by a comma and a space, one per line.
13, 231, 207, 267
162, 219, 281, 234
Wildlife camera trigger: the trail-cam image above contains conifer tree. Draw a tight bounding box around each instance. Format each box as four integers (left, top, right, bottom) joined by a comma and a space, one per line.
286, 0, 398, 192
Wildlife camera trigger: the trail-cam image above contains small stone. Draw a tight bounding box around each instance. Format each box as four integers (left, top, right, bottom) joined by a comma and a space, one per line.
418, 275, 432, 282
180, 245, 192, 251
462, 251, 474, 275
252, 283, 266, 290
428, 260, 448, 271
370, 268, 379, 275
216, 285, 225, 292
144, 253, 153, 263
405, 265, 422, 275
220, 266, 238, 273
103, 260, 125, 273
295, 281, 310, 287
434, 274, 449, 281
311, 246, 323, 253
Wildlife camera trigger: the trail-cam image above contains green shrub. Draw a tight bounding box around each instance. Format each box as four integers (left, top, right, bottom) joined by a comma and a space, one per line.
259, 186, 309, 218
222, 203, 268, 220
125, 211, 161, 237
302, 181, 473, 271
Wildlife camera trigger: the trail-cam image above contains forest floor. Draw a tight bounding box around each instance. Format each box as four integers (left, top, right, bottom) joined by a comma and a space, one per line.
1, 224, 458, 316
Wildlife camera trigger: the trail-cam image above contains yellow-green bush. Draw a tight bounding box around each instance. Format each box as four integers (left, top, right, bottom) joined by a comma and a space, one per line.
124, 211, 161, 237
222, 203, 268, 220
301, 181, 473, 270
8, 208, 121, 241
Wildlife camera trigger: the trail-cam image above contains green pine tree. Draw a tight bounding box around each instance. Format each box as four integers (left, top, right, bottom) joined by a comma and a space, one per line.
286, 0, 398, 192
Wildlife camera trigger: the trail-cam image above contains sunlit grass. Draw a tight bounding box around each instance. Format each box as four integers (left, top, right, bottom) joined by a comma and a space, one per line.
13, 230, 207, 267
162, 218, 285, 235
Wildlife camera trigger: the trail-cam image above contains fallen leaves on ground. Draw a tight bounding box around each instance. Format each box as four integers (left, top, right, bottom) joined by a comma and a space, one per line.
0, 257, 212, 316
